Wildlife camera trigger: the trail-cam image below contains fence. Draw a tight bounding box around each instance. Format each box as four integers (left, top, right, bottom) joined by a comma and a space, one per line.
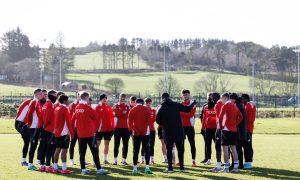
0, 92, 297, 118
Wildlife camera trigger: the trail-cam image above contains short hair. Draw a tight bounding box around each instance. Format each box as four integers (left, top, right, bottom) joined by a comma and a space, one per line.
229, 93, 239, 100
241, 94, 250, 101
144, 97, 152, 103
57, 91, 65, 97
80, 91, 89, 100
130, 96, 137, 101
207, 92, 213, 99
182, 89, 190, 94
58, 94, 68, 104
119, 93, 126, 98
34, 88, 42, 94
99, 94, 107, 101
47, 90, 56, 96
42, 89, 47, 93
212, 92, 220, 102
161, 92, 170, 100
136, 98, 144, 104
221, 92, 229, 99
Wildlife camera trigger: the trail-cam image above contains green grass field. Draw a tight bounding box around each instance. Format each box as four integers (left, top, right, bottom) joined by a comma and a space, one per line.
0, 83, 35, 96
67, 71, 256, 96
0, 118, 299, 179
73, 52, 150, 70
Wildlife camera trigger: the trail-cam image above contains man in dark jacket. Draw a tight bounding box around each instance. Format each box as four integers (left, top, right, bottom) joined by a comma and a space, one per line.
156, 93, 197, 173
230, 93, 247, 169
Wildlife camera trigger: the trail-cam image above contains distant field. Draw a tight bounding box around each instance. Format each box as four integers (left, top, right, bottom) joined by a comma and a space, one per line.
73, 52, 150, 70
67, 71, 260, 96
0, 83, 35, 96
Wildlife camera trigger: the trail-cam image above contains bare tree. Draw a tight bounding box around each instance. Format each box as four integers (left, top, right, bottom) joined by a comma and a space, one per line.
154, 75, 181, 97
194, 73, 234, 96
105, 78, 125, 94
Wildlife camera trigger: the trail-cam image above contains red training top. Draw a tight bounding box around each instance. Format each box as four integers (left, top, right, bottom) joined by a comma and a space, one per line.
25, 98, 42, 128
95, 103, 114, 132
15, 99, 32, 122
180, 100, 196, 127
219, 101, 243, 132
54, 104, 73, 138
245, 102, 256, 133
74, 101, 97, 138
113, 103, 130, 129
128, 104, 151, 136
202, 105, 217, 129
42, 100, 55, 133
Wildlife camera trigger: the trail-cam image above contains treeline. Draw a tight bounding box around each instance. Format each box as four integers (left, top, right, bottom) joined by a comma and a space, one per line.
0, 28, 75, 89
78, 37, 299, 83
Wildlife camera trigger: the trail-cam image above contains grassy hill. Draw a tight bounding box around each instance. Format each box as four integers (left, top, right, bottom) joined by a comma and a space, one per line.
73, 52, 150, 70
66, 71, 267, 96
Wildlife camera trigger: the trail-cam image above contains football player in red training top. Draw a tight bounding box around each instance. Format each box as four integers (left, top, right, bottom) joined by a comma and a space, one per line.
15, 97, 32, 166
52, 94, 73, 174
25, 89, 43, 171
68, 92, 80, 165
242, 93, 256, 169
95, 94, 114, 164
180, 89, 197, 166
211, 92, 223, 173
112, 93, 130, 165
74, 91, 110, 175
219, 93, 243, 173
141, 97, 156, 164
202, 93, 218, 166
128, 98, 152, 175
38, 90, 57, 172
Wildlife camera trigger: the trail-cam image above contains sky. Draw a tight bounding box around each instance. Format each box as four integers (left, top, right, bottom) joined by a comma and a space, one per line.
0, 0, 299, 48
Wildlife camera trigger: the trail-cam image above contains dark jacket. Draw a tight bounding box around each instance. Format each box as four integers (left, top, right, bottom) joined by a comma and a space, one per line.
156, 98, 196, 142
235, 101, 247, 141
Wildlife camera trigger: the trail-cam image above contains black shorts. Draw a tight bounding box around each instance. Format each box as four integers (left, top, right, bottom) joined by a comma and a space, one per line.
215, 129, 222, 151
55, 135, 70, 149
157, 127, 164, 140
183, 126, 195, 139
96, 131, 113, 141
221, 130, 237, 146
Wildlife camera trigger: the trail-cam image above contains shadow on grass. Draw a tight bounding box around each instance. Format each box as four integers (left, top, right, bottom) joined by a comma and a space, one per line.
242, 167, 300, 180
35, 164, 300, 180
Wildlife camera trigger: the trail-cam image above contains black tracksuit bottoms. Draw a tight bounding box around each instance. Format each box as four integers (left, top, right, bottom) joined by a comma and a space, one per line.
78, 137, 101, 170
166, 139, 185, 170
114, 128, 130, 159
133, 135, 150, 165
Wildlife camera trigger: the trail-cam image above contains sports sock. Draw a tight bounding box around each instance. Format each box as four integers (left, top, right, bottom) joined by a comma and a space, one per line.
62, 162, 67, 170
103, 154, 108, 161
122, 158, 126, 163
22, 158, 26, 162
114, 157, 118, 163
141, 156, 145, 160
234, 161, 239, 169
46, 166, 50, 169
28, 163, 33, 167
217, 162, 221, 169
150, 156, 154, 161
192, 159, 195, 163
133, 165, 137, 171
53, 163, 58, 169
163, 155, 167, 159
145, 165, 150, 170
